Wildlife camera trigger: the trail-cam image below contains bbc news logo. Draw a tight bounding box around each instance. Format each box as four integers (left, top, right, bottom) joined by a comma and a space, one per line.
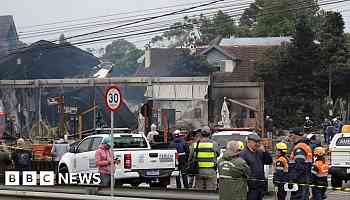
5, 171, 101, 185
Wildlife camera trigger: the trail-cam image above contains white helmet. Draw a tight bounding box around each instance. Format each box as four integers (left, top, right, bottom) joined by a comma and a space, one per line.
305, 116, 310, 120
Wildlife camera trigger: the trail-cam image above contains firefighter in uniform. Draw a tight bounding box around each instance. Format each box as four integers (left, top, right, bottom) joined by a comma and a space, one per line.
311, 147, 329, 200
190, 126, 220, 190
218, 140, 250, 200
273, 142, 289, 200
288, 128, 313, 200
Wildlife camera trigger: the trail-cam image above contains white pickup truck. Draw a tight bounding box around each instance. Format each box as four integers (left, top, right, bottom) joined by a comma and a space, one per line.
59, 131, 177, 187
329, 130, 350, 187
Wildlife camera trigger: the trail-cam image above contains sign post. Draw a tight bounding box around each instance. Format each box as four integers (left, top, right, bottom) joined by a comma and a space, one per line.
105, 85, 123, 197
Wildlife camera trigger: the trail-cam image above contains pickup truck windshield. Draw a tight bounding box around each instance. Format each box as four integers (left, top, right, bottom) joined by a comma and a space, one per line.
212, 134, 249, 148
113, 136, 148, 148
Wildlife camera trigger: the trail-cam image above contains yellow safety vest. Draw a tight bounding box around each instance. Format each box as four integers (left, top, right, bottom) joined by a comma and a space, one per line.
196, 142, 216, 169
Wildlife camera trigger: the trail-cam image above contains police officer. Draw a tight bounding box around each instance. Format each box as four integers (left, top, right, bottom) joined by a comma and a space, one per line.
190, 126, 220, 190
288, 128, 313, 200
311, 147, 329, 200
218, 140, 250, 200
273, 142, 289, 200
240, 134, 273, 200
304, 116, 313, 133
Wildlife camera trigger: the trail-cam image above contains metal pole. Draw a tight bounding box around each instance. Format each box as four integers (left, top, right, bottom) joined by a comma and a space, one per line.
329, 65, 333, 116
38, 87, 42, 138
110, 111, 114, 197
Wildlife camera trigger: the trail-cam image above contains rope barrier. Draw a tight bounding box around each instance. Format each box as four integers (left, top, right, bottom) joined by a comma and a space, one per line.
216, 175, 350, 192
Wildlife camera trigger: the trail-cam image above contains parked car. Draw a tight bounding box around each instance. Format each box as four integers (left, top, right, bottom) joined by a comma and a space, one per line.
59, 130, 177, 187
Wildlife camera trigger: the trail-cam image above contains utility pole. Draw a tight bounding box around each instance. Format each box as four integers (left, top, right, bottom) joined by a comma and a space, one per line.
328, 65, 333, 117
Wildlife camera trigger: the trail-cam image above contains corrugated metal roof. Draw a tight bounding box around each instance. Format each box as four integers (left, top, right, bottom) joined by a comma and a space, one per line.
220, 37, 291, 46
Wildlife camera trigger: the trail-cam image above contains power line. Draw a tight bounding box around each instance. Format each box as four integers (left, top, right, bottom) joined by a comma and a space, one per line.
5, 0, 350, 55
18, 1, 251, 39
57, 0, 227, 42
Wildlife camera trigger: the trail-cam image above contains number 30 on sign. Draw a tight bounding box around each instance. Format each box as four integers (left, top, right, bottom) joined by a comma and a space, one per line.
105, 85, 123, 112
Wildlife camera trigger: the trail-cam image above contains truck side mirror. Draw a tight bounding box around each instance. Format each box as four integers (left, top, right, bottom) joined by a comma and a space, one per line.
69, 146, 77, 153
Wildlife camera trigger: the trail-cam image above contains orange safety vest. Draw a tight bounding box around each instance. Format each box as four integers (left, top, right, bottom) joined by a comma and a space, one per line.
312, 160, 329, 177
290, 143, 313, 163
274, 155, 289, 173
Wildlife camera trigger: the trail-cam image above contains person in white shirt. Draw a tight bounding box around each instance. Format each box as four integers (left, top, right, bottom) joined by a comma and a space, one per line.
147, 124, 159, 144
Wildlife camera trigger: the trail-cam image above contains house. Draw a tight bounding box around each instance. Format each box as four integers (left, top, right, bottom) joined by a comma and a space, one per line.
0, 40, 100, 79
0, 15, 18, 57
135, 37, 291, 130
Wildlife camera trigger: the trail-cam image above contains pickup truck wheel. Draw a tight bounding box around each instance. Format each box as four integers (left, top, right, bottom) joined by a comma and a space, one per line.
59, 165, 68, 174
159, 177, 170, 188
131, 181, 141, 187
331, 176, 342, 188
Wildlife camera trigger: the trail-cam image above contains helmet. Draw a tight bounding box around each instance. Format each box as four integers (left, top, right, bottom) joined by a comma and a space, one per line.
173, 130, 181, 137
276, 142, 288, 153
305, 116, 310, 120
314, 147, 326, 157
201, 126, 211, 136
238, 141, 244, 151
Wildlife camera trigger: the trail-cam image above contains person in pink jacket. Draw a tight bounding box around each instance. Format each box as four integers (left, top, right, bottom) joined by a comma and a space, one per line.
96, 136, 117, 187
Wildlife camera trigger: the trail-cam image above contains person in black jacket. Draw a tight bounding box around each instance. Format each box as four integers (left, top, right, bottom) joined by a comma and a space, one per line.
170, 130, 189, 189
240, 134, 273, 200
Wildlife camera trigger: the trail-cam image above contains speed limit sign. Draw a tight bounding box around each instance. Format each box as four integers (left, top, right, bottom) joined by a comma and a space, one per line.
105, 85, 123, 112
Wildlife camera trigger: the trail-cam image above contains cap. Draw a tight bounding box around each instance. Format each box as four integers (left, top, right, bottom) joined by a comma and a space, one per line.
102, 136, 113, 147
201, 126, 211, 135
247, 133, 260, 142
289, 127, 304, 136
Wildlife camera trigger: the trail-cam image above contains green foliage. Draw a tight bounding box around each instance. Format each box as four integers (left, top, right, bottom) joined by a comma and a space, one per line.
255, 16, 322, 127
319, 11, 349, 98
151, 11, 237, 46
101, 39, 144, 76
239, 0, 319, 37
199, 11, 238, 44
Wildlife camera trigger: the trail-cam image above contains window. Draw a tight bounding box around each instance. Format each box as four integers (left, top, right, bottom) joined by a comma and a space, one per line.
114, 136, 147, 148
77, 138, 93, 153
249, 110, 255, 119
91, 137, 103, 151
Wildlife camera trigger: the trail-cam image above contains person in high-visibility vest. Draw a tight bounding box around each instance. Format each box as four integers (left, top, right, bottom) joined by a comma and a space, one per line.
311, 147, 329, 200
190, 126, 220, 190
288, 127, 313, 200
273, 142, 289, 200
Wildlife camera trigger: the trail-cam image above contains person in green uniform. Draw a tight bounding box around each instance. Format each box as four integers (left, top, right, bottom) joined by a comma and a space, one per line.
218, 140, 251, 200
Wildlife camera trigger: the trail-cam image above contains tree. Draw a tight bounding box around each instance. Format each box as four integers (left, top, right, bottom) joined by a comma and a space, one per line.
319, 12, 349, 100
239, 0, 319, 37
255, 16, 321, 126
199, 11, 238, 44
151, 11, 238, 47
101, 39, 144, 76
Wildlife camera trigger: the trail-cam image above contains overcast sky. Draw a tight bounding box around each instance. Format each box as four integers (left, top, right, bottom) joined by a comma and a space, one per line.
2, 0, 350, 50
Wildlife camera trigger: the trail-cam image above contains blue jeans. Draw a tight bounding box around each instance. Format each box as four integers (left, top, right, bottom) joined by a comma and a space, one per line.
100, 174, 111, 187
